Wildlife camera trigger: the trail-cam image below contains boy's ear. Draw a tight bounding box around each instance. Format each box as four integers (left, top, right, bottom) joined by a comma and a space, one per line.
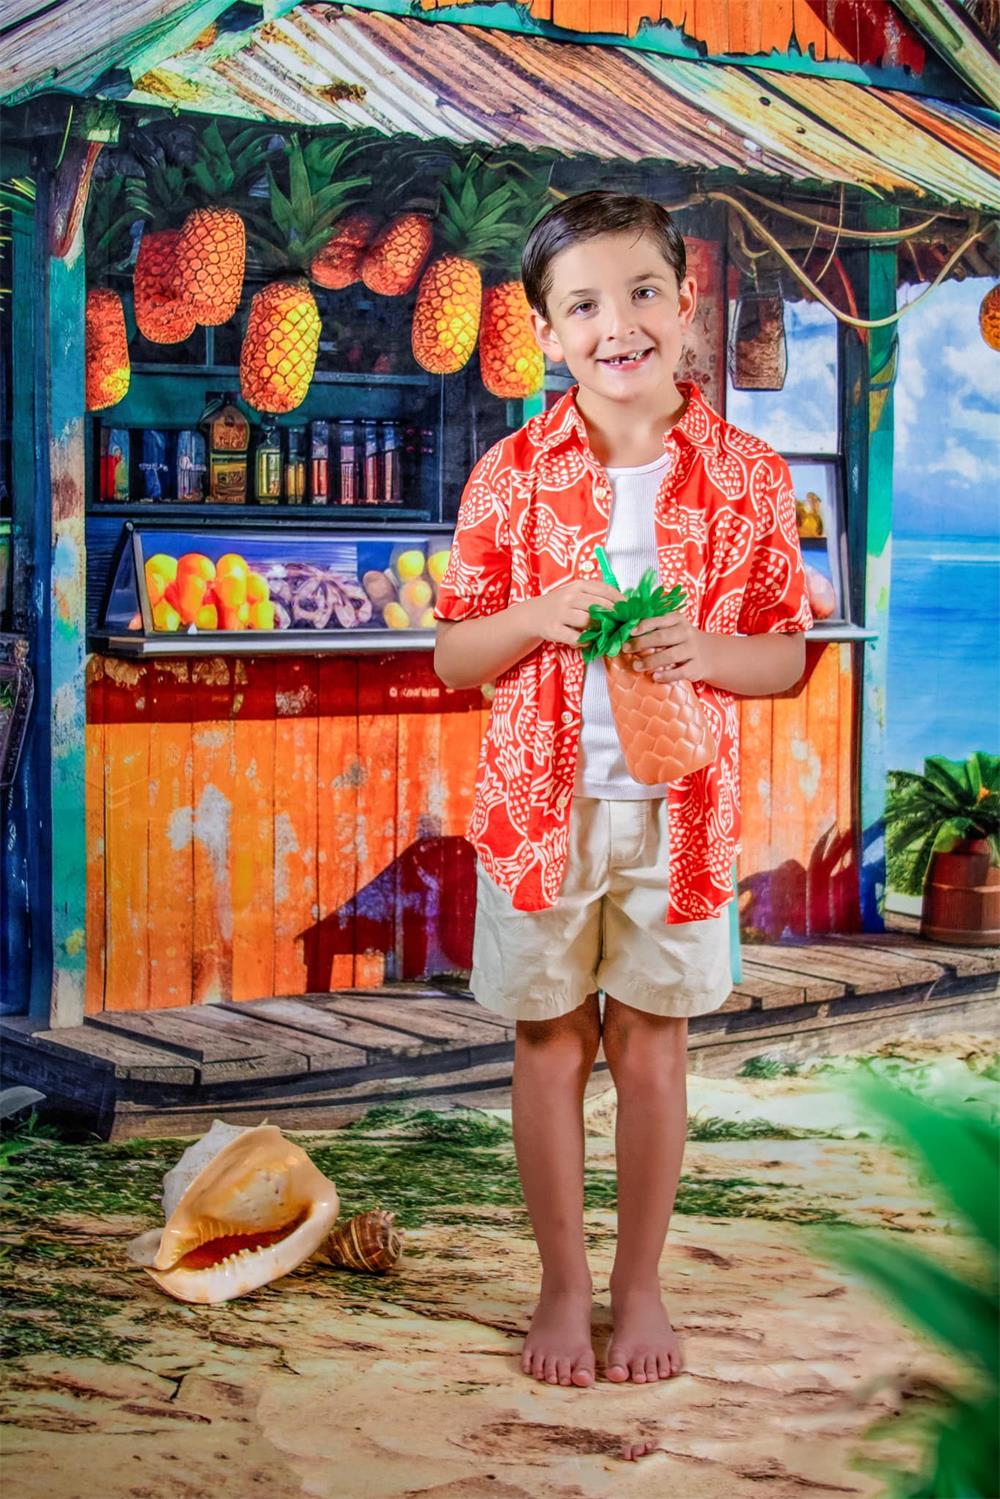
678, 273, 698, 327
530, 307, 563, 362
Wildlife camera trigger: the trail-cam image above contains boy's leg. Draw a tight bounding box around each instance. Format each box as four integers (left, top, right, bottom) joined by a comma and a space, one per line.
600, 1000, 688, 1383
512, 991, 602, 1387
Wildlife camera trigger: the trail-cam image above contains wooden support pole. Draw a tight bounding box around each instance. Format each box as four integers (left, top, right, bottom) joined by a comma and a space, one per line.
842, 204, 899, 932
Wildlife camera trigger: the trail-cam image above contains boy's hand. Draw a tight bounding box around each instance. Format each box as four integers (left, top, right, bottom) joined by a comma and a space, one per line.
623, 614, 713, 682
525, 581, 623, 647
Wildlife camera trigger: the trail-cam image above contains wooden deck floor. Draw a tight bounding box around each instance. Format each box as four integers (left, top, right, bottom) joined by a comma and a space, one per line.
3, 931, 997, 1139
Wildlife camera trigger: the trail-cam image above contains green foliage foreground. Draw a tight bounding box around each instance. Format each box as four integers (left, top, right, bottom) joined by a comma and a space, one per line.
811, 1077, 1000, 1499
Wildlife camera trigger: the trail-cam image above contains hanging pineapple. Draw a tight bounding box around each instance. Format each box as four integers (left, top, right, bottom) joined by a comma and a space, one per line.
411, 158, 522, 376
85, 287, 130, 410
361, 212, 433, 296
243, 135, 368, 413
128, 143, 196, 344
173, 122, 266, 325
83, 174, 137, 411
477, 177, 551, 399
310, 209, 377, 290
479, 280, 544, 399
979, 284, 1000, 351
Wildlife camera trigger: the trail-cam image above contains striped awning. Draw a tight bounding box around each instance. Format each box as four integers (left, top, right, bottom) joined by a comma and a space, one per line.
119, 6, 1000, 210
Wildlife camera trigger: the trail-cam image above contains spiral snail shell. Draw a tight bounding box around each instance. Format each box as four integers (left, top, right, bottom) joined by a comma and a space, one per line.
324, 1209, 403, 1274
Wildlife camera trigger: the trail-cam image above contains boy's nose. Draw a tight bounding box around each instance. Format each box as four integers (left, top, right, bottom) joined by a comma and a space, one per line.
602, 303, 639, 341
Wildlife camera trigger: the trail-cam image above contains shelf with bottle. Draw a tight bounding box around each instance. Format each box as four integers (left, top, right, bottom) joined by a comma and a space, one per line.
90, 397, 438, 513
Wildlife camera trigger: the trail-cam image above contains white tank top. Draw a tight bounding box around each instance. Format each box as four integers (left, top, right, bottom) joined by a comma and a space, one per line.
574, 447, 675, 799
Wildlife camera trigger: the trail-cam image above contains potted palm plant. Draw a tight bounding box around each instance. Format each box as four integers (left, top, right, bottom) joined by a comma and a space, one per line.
885, 753, 1000, 946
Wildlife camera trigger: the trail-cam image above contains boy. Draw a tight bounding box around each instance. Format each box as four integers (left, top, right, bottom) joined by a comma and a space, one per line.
433, 192, 812, 1391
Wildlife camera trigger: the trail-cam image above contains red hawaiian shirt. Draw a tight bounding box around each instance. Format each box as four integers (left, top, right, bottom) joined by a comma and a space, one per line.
434, 380, 813, 923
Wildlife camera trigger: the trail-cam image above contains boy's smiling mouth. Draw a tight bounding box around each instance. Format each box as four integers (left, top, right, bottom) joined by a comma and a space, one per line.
598, 347, 654, 368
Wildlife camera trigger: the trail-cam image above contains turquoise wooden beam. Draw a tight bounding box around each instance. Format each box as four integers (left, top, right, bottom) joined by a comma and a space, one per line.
43, 177, 89, 1025
843, 203, 899, 932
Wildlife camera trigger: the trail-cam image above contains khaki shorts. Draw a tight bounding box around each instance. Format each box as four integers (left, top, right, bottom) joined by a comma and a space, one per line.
470, 796, 732, 1023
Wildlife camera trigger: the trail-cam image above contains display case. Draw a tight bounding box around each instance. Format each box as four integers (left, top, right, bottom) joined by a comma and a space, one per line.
92, 524, 453, 655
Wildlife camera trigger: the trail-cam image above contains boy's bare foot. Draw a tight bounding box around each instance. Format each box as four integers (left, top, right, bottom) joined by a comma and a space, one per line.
521, 1277, 596, 1387
605, 1277, 683, 1383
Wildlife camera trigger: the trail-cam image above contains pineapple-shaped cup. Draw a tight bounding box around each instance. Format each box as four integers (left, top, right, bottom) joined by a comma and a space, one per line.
578, 550, 717, 784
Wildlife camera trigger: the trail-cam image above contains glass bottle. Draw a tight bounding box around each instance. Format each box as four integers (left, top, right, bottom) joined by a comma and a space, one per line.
363, 419, 380, 505
381, 422, 401, 505
309, 420, 330, 505
338, 419, 358, 505
176, 429, 206, 503
203, 392, 249, 504
254, 423, 282, 504
285, 425, 306, 504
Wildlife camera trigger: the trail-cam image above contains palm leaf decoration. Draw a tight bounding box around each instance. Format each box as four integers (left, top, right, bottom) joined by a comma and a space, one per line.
577, 552, 685, 663
812, 1076, 999, 1499
886, 752, 1000, 896
84, 173, 139, 276
247, 133, 370, 273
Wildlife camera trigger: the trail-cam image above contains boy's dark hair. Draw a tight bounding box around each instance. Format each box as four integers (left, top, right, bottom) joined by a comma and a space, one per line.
521, 190, 687, 316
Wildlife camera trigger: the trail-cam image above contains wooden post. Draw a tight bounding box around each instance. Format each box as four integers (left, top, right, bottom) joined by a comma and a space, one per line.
20, 167, 89, 1025
842, 205, 898, 931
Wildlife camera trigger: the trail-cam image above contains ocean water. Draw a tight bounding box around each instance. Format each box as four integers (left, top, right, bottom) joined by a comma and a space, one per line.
887, 537, 1000, 772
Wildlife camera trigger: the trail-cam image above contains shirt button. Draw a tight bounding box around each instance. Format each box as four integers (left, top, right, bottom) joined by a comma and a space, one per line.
561, 711, 573, 724
580, 561, 596, 575
594, 486, 609, 500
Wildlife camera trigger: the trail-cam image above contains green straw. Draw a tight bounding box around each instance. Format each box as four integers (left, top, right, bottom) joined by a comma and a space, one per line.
594, 545, 620, 589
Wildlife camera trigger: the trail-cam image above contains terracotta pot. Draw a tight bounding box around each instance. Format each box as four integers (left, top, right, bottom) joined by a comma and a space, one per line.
920, 837, 1000, 947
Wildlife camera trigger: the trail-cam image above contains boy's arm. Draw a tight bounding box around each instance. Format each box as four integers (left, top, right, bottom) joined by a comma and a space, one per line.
436, 581, 622, 689
433, 445, 618, 690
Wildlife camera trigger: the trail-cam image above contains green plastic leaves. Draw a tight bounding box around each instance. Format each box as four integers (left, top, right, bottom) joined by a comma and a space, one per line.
577, 566, 685, 663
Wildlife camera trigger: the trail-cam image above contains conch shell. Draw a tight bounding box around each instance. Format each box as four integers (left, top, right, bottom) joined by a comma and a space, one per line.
324, 1209, 403, 1273
127, 1120, 339, 1304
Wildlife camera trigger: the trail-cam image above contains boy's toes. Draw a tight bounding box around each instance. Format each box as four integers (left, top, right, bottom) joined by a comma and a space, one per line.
605, 1350, 629, 1382
630, 1356, 647, 1382
657, 1355, 672, 1379
571, 1357, 595, 1387
554, 1356, 572, 1386
644, 1355, 659, 1382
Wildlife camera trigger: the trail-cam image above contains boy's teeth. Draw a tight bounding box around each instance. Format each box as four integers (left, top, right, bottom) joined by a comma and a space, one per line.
605, 350, 647, 365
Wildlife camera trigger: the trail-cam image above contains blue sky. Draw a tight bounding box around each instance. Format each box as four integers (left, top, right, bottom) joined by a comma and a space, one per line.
726, 278, 1000, 542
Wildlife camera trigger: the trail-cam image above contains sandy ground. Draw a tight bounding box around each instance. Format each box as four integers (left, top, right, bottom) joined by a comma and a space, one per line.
1, 1033, 995, 1499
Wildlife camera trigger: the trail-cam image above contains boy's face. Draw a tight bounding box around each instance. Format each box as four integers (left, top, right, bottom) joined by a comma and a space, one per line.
530, 230, 697, 403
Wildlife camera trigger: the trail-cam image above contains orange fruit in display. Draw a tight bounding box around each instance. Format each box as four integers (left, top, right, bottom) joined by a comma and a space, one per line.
215, 554, 249, 608
152, 599, 181, 631
427, 549, 450, 585
383, 602, 410, 630
177, 552, 216, 586
219, 602, 250, 630
163, 580, 181, 611
145, 566, 168, 607
146, 553, 178, 582
400, 579, 433, 615
249, 600, 276, 630
176, 573, 210, 624
247, 571, 269, 603
195, 602, 219, 630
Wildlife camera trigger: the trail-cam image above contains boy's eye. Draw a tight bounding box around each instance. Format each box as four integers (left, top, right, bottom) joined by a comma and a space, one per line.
570, 300, 596, 315
634, 286, 657, 300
